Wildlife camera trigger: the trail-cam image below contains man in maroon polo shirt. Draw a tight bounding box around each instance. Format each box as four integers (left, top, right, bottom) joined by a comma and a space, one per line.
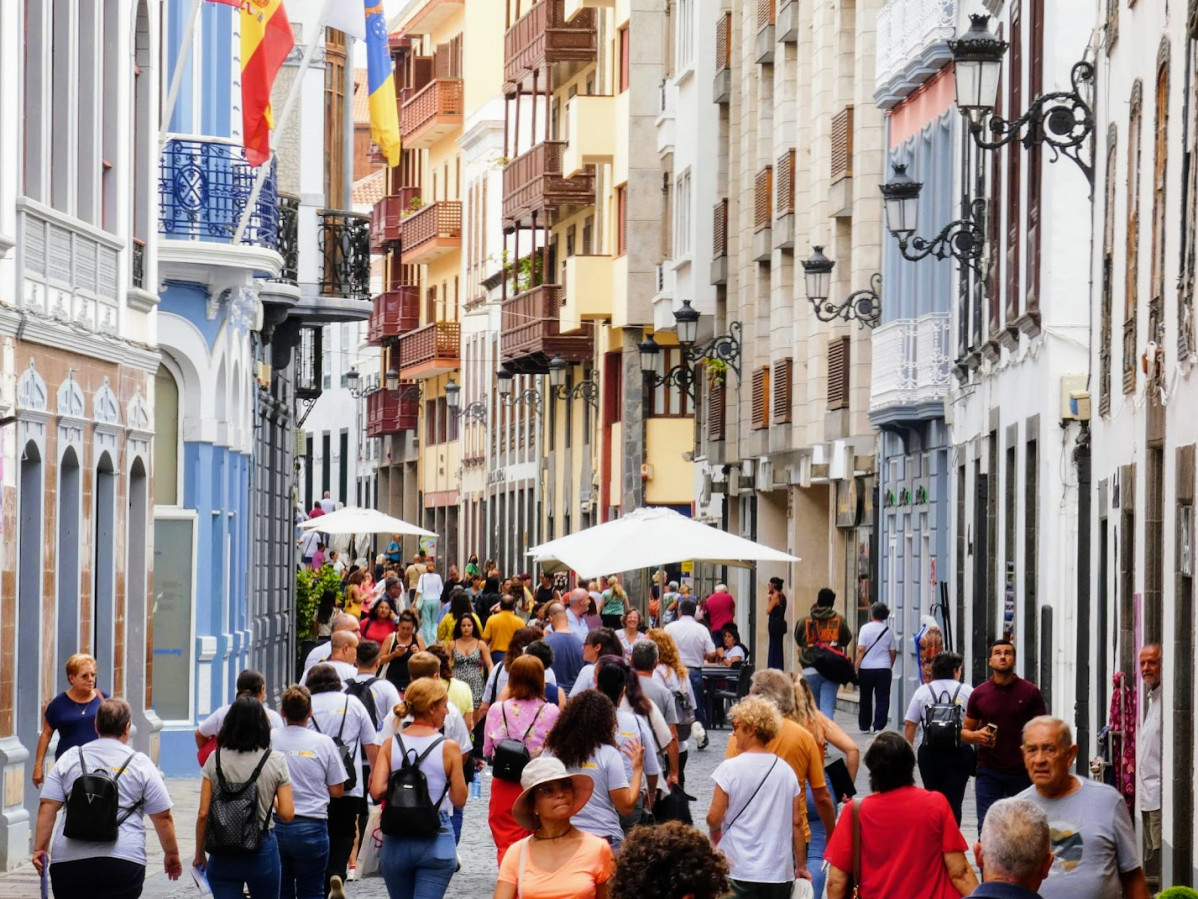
962, 639, 1048, 829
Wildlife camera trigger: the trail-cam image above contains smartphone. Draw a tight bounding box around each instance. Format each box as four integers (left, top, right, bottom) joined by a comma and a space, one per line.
985, 723, 998, 737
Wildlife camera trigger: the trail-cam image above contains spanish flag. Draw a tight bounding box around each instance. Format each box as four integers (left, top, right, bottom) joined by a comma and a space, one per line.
364, 0, 401, 166
231, 0, 295, 167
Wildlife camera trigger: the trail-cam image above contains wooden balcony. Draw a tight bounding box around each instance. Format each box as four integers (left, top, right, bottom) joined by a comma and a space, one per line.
505, 0, 598, 92
402, 201, 462, 264
503, 141, 596, 227
370, 186, 421, 251
501, 284, 594, 372
397, 320, 461, 379
368, 287, 422, 345
401, 79, 464, 149
366, 387, 419, 436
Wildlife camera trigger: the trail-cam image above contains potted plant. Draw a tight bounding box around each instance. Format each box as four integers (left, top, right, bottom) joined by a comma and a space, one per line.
706, 358, 728, 388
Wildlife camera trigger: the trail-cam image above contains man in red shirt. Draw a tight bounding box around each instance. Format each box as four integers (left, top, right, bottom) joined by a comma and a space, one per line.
962, 640, 1048, 829
701, 584, 736, 634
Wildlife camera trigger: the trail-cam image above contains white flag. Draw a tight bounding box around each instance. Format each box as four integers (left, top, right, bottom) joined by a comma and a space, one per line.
320, 0, 367, 41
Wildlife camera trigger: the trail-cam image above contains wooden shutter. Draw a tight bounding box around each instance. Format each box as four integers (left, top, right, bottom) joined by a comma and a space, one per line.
755, 166, 773, 231
773, 357, 792, 423
716, 12, 732, 73
830, 106, 854, 182
708, 381, 726, 441
752, 366, 770, 430
827, 337, 850, 411
410, 56, 434, 91
777, 150, 795, 215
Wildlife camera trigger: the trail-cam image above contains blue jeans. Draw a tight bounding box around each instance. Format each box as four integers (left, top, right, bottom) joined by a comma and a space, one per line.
806, 778, 841, 899
379, 812, 458, 899
450, 805, 463, 843
276, 817, 330, 899
804, 668, 838, 719
975, 766, 1032, 831
688, 667, 709, 728
207, 829, 282, 899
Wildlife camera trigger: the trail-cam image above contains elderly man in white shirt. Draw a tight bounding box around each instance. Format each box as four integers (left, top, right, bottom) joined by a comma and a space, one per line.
1138, 643, 1162, 891
664, 598, 720, 737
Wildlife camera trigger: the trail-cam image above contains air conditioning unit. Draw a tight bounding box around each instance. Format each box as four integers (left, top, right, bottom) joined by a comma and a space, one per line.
700, 473, 713, 504
755, 458, 773, 492
580, 500, 593, 514
728, 470, 741, 496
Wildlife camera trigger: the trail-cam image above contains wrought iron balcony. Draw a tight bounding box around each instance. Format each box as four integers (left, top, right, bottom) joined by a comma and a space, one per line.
368, 287, 422, 345
503, 141, 596, 227
370, 186, 422, 251
397, 321, 461, 378
874, 0, 957, 107
401, 201, 462, 264
318, 210, 371, 300
367, 387, 419, 436
501, 284, 594, 373
505, 0, 597, 91
401, 78, 464, 148
869, 313, 951, 416
275, 193, 299, 284
159, 137, 278, 247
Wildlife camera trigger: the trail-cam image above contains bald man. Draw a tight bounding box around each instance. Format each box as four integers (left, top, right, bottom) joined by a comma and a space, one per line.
564, 588, 592, 641
302, 613, 360, 678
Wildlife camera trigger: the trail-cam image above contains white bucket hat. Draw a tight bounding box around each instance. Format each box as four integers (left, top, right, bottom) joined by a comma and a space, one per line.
510, 756, 594, 831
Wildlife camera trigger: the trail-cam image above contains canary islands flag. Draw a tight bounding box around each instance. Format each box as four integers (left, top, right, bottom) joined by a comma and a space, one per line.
365, 0, 401, 166
236, 0, 295, 166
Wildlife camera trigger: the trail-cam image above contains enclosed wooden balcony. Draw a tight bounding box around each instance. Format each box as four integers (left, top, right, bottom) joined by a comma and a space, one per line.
370, 186, 421, 251
401, 79, 464, 149
503, 141, 596, 227
367, 387, 419, 436
402, 201, 462, 264
397, 321, 461, 379
501, 284, 594, 372
505, 0, 598, 92
368, 287, 422, 345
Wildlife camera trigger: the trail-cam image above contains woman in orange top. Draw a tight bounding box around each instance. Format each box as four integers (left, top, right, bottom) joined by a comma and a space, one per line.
493, 757, 614, 899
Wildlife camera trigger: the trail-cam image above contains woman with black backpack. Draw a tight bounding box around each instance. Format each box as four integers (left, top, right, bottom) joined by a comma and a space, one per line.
194, 696, 294, 899
369, 677, 467, 899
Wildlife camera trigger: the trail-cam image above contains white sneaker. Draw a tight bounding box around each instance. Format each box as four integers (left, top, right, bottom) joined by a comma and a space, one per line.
346, 866, 356, 882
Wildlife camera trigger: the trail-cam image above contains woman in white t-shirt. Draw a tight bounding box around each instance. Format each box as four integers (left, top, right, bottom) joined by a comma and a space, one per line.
541, 691, 642, 846
854, 602, 897, 734
706, 696, 809, 894
902, 650, 975, 825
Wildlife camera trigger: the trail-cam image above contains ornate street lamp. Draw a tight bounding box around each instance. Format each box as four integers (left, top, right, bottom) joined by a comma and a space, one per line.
670, 300, 743, 381
342, 367, 368, 398
950, 14, 1095, 184
445, 377, 487, 423
880, 164, 986, 275
801, 247, 882, 327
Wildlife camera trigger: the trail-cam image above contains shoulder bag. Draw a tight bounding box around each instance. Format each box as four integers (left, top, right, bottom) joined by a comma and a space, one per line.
721, 757, 778, 833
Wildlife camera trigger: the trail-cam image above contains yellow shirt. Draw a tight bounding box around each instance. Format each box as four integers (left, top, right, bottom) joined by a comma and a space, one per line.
482, 611, 524, 652
447, 678, 474, 722
438, 612, 482, 646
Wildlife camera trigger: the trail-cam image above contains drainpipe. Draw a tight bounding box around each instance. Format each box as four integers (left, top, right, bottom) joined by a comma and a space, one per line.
1074, 423, 1092, 774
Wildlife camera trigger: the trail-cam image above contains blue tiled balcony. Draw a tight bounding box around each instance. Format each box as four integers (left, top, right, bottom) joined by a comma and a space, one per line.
159, 138, 278, 248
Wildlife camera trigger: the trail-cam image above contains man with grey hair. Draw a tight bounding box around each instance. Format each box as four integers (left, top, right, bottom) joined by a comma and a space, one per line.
970, 797, 1054, 897
564, 588, 593, 640
1136, 643, 1161, 891
1017, 715, 1148, 899
701, 582, 736, 634
631, 641, 680, 785
302, 612, 361, 677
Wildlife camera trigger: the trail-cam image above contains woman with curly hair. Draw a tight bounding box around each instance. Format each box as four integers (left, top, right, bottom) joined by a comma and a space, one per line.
542, 691, 642, 847
610, 822, 729, 899
646, 629, 697, 785
706, 696, 809, 896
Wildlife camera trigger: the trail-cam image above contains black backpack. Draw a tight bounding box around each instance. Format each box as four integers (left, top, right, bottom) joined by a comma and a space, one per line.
380, 733, 450, 838
345, 677, 381, 730
923, 684, 965, 751
672, 687, 696, 728
490, 703, 544, 783
313, 698, 359, 791
205, 749, 271, 854
62, 747, 141, 842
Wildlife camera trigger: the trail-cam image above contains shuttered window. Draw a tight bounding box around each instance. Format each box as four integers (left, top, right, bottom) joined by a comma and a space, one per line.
827, 337, 850, 411
1125, 81, 1143, 394
755, 166, 773, 232
752, 366, 770, 430
773, 357, 792, 423
707, 381, 726, 441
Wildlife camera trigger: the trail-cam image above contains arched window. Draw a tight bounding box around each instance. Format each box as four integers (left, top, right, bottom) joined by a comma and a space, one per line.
17, 441, 44, 816
1149, 48, 1170, 348
57, 447, 83, 690
1124, 80, 1143, 394
155, 363, 180, 505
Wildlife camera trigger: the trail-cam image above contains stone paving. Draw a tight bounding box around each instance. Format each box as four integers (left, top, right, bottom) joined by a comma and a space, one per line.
0, 703, 980, 897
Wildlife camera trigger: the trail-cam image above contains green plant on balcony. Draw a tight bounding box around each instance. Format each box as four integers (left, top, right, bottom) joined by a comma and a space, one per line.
401, 196, 427, 219
706, 358, 728, 387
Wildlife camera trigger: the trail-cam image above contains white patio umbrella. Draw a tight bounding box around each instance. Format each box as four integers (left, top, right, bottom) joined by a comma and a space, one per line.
299, 506, 435, 538
526, 506, 798, 577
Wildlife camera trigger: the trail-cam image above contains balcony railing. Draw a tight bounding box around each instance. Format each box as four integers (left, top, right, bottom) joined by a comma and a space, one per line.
869, 313, 952, 412
159, 137, 278, 247
831, 106, 854, 183
874, 0, 957, 104
319, 211, 371, 299
367, 387, 419, 436
501, 284, 594, 368
505, 0, 597, 88
370, 186, 421, 250
275, 193, 299, 284
398, 321, 461, 376
503, 141, 596, 225
368, 287, 422, 345
400, 78, 464, 146
402, 201, 462, 262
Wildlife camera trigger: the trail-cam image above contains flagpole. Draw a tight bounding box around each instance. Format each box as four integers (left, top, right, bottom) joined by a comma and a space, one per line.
232, 28, 325, 244
160, 0, 206, 144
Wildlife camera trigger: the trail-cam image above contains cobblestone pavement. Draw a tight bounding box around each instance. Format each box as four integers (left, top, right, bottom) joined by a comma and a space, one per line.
0, 704, 979, 897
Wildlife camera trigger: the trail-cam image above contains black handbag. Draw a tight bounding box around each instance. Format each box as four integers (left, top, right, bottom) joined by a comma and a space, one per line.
824, 756, 857, 799
652, 782, 694, 825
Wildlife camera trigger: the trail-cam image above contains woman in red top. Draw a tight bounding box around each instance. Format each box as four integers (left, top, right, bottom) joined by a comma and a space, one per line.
360, 596, 399, 645
825, 732, 977, 899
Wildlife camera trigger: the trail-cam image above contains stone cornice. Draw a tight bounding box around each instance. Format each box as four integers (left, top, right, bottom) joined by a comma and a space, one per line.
17, 312, 161, 372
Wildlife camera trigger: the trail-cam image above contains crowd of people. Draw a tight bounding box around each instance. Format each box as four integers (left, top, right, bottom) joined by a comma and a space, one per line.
27, 556, 1159, 899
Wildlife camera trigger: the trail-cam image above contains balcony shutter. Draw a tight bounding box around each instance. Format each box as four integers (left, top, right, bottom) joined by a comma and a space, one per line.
777, 150, 795, 215
830, 106, 854, 182
827, 337, 850, 411
716, 12, 732, 72
752, 366, 770, 429
708, 381, 726, 441
773, 357, 792, 423
755, 166, 773, 231
713, 198, 728, 258
411, 56, 434, 92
